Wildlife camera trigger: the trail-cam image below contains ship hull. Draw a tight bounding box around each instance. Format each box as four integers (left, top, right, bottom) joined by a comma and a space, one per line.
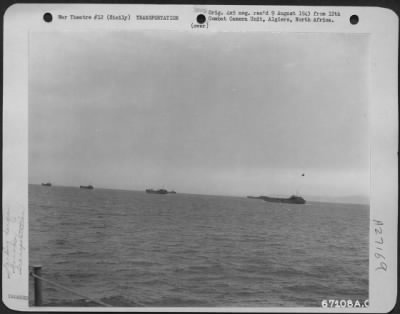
247, 195, 306, 204
262, 196, 305, 204
146, 189, 168, 194
146, 189, 176, 194
80, 185, 94, 190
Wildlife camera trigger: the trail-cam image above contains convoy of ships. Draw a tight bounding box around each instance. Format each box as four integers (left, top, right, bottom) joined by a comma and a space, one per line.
41, 169, 307, 203
42, 183, 94, 189
40, 183, 306, 204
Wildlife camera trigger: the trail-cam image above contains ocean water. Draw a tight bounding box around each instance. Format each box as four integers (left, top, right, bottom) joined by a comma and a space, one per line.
29, 184, 369, 307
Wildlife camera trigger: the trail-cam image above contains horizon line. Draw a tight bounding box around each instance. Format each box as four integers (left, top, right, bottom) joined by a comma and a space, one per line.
29, 183, 369, 205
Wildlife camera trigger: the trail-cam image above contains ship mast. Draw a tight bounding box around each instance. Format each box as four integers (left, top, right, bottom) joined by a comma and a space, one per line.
296, 173, 305, 196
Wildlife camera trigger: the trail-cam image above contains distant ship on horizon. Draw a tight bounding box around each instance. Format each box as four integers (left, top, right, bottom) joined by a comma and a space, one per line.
247, 195, 306, 204
146, 189, 176, 195
80, 185, 94, 190
247, 173, 306, 204
41, 182, 52, 187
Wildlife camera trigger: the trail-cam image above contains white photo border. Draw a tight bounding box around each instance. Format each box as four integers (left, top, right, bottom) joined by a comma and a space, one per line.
2, 3, 398, 312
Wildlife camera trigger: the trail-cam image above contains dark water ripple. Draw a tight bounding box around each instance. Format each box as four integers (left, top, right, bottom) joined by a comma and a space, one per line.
29, 185, 369, 307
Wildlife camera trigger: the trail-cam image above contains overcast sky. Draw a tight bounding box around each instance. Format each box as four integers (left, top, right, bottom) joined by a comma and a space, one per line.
29, 31, 369, 198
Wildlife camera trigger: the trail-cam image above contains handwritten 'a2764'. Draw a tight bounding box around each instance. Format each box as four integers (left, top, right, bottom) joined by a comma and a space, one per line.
373, 219, 387, 272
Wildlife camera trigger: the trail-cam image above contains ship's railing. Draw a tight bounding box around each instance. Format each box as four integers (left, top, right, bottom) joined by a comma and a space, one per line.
30, 265, 112, 307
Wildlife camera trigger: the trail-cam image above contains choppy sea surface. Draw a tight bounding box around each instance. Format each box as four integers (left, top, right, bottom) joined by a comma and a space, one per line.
29, 184, 369, 307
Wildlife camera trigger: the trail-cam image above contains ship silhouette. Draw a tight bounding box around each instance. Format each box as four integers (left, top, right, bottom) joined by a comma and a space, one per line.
80, 185, 94, 190
247, 195, 306, 204
146, 189, 176, 194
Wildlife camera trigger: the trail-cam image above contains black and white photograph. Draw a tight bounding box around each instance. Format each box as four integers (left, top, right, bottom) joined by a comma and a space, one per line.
26, 29, 371, 307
